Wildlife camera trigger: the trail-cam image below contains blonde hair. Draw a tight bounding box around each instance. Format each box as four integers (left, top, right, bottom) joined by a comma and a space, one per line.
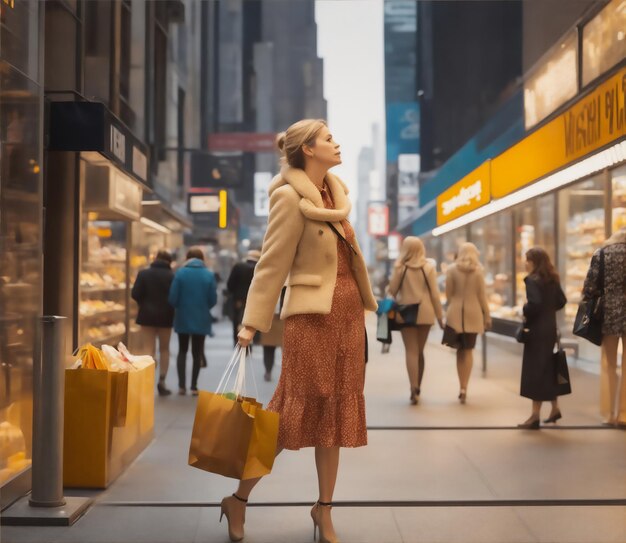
394, 236, 427, 269
604, 227, 626, 246
276, 119, 327, 169
455, 242, 481, 272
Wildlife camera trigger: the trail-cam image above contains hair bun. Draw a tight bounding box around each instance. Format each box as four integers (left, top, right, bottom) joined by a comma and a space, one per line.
276, 132, 286, 153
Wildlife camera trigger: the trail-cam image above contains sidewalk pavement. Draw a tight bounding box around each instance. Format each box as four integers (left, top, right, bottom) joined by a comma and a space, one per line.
2, 318, 625, 543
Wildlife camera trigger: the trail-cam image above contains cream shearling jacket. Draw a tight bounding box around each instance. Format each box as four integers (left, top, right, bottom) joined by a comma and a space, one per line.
388, 261, 443, 325
242, 167, 378, 333
445, 264, 491, 334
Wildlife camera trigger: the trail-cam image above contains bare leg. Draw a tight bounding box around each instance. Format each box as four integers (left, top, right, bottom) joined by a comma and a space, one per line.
459, 349, 474, 391
532, 400, 542, 418
601, 335, 620, 423
400, 327, 419, 390
314, 446, 340, 542
549, 399, 560, 417
415, 325, 431, 390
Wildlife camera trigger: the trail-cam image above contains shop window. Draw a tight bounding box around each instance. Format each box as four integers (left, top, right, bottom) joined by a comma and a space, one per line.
513, 194, 556, 311
470, 212, 514, 319
0, 0, 39, 81
558, 175, 606, 324
582, 0, 626, 87
524, 29, 577, 129
612, 164, 626, 233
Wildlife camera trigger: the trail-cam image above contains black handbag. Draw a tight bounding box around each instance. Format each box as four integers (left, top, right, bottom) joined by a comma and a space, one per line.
441, 325, 462, 349
391, 266, 432, 326
553, 333, 572, 396
573, 249, 604, 346
515, 322, 529, 344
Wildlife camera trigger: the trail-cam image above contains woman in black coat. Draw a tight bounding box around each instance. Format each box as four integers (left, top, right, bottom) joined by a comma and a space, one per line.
518, 247, 567, 429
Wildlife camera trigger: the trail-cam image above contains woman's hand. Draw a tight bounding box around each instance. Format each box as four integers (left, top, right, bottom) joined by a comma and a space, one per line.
237, 325, 256, 347
485, 318, 493, 330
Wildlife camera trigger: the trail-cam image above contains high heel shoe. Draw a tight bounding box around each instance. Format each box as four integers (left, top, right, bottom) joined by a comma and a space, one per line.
311, 501, 339, 543
458, 389, 467, 404
409, 389, 418, 405
517, 416, 540, 429
220, 493, 247, 542
543, 410, 562, 424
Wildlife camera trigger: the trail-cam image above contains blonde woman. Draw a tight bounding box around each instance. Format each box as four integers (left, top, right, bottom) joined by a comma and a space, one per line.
444, 242, 491, 403
220, 119, 377, 543
582, 227, 626, 426
388, 237, 443, 404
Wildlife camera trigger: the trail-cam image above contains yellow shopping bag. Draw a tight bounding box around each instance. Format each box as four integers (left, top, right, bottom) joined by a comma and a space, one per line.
188, 347, 279, 480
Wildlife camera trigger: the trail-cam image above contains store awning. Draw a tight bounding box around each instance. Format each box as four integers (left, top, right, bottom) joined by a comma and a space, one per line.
141, 199, 193, 233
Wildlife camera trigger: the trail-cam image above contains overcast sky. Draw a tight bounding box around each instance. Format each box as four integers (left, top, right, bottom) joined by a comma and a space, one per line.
315, 0, 385, 198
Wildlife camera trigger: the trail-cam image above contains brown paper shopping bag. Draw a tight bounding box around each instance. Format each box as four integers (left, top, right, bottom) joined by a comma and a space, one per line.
188, 347, 279, 480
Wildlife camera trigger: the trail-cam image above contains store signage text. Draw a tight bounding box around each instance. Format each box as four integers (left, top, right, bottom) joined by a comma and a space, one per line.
132, 146, 147, 182
110, 125, 126, 163
436, 161, 491, 225
564, 73, 625, 158
492, 66, 626, 199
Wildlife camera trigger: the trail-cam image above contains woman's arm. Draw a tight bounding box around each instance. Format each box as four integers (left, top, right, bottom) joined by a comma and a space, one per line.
582, 250, 600, 300
168, 274, 180, 308
477, 272, 492, 329
388, 266, 403, 297
445, 267, 454, 305
427, 265, 444, 324
523, 277, 542, 321
241, 187, 305, 333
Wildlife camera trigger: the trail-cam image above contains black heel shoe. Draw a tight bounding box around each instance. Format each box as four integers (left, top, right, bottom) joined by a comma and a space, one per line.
543, 411, 562, 424
517, 417, 540, 429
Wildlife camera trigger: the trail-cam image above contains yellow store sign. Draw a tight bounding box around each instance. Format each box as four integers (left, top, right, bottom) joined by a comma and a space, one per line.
437, 161, 491, 225
492, 66, 626, 198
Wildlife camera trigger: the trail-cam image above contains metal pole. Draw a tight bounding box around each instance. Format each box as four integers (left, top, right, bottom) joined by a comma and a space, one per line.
30, 316, 67, 507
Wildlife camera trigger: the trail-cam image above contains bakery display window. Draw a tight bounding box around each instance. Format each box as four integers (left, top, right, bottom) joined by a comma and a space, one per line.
79, 215, 128, 347
558, 175, 606, 324
470, 211, 514, 319
513, 193, 556, 311
612, 165, 626, 233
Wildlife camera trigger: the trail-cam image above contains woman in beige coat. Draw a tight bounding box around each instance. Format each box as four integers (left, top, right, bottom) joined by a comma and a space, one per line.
221, 119, 377, 543
389, 237, 443, 404
445, 242, 491, 403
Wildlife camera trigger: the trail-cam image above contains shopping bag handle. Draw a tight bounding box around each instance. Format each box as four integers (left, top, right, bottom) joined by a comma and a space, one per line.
215, 345, 259, 400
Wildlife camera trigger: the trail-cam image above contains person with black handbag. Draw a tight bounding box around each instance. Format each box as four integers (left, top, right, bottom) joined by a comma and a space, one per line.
518, 247, 567, 429
581, 227, 626, 426
388, 237, 443, 405
443, 243, 491, 404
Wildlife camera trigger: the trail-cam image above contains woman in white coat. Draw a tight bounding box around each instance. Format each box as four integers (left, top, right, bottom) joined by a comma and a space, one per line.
444, 242, 491, 403
389, 237, 443, 404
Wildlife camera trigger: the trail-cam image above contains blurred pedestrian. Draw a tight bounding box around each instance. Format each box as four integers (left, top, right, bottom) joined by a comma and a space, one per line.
226, 249, 261, 345
518, 247, 566, 429
131, 250, 174, 396
168, 247, 217, 396
444, 242, 491, 404
219, 119, 377, 543
260, 288, 286, 382
582, 227, 626, 426
388, 237, 443, 405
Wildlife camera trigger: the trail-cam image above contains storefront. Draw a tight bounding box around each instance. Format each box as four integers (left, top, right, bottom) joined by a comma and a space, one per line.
0, 0, 44, 509
430, 62, 626, 364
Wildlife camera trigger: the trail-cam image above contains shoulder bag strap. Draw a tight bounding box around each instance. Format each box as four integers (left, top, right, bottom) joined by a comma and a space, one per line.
326, 221, 357, 255
599, 247, 605, 295
421, 266, 435, 303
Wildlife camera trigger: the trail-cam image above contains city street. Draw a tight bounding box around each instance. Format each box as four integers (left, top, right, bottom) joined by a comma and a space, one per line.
3, 318, 625, 543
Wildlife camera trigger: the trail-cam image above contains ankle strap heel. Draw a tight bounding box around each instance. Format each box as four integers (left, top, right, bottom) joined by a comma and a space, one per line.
317, 500, 332, 507
232, 493, 248, 503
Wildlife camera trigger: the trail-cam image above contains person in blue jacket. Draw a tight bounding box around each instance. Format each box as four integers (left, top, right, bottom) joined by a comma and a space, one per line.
168, 247, 217, 395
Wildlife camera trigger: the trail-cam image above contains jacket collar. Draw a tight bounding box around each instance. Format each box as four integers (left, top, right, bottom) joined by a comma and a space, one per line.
269, 166, 351, 222
151, 260, 171, 269
184, 258, 206, 268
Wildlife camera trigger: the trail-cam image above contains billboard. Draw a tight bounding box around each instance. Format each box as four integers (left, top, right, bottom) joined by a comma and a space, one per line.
368, 203, 389, 237
397, 153, 420, 223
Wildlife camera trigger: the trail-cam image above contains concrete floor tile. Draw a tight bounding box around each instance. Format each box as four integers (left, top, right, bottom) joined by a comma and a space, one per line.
392, 506, 537, 543
514, 506, 626, 543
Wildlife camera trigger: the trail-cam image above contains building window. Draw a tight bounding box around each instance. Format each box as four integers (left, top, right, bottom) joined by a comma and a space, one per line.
524, 29, 578, 129
612, 164, 626, 233
154, 18, 167, 162
582, 0, 626, 87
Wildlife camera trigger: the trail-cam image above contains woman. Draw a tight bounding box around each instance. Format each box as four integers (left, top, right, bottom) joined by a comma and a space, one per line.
220, 119, 377, 543
582, 227, 626, 426
444, 242, 491, 403
168, 247, 217, 396
388, 237, 443, 404
518, 247, 566, 429
131, 250, 175, 396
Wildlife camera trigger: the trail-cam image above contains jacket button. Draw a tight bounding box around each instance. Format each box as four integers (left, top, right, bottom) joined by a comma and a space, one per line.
318, 229, 324, 235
